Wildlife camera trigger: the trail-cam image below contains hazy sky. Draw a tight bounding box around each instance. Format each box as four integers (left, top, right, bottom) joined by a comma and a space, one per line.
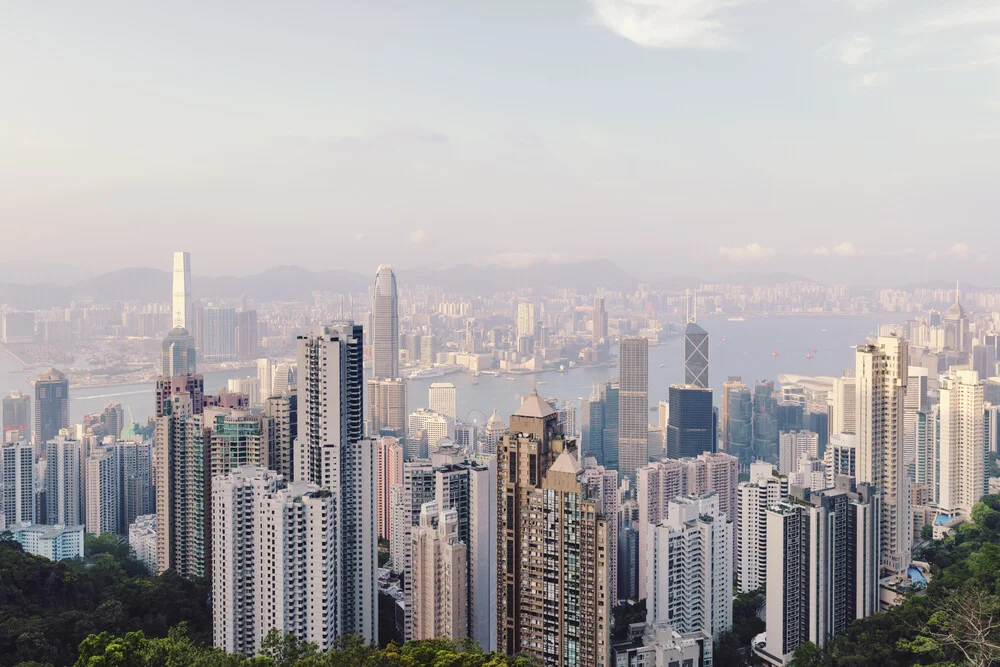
2, 1, 998, 284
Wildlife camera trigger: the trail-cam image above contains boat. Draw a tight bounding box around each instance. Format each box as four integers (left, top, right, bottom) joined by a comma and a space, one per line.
721, 336, 728, 343
537, 380, 549, 385
659, 363, 665, 368
728, 316, 746, 322
771, 348, 779, 358
806, 352, 814, 360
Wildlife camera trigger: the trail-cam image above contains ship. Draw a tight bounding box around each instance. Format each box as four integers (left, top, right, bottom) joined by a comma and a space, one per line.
728, 316, 746, 322
806, 352, 814, 360
771, 348, 779, 358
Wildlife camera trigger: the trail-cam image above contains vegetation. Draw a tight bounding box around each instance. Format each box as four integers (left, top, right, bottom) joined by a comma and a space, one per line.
715, 588, 766, 666
611, 599, 647, 642
74, 629, 535, 666
0, 531, 210, 667
807, 494, 1000, 666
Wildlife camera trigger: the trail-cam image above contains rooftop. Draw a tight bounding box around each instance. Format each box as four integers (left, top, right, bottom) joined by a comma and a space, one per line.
513, 390, 556, 419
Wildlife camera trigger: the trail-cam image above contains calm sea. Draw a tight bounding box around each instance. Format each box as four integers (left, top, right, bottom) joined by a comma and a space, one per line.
0, 314, 885, 426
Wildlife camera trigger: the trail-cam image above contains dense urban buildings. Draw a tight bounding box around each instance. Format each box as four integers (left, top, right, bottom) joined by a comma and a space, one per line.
34, 368, 69, 453
666, 384, 714, 459
2, 392, 30, 444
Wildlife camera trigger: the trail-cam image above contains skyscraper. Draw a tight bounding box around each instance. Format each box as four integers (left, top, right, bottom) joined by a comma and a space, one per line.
428, 382, 457, 422
34, 368, 69, 453
593, 296, 608, 345
498, 393, 611, 665
619, 337, 649, 482
581, 387, 606, 465
832, 370, 857, 436
736, 463, 789, 594
172, 251, 192, 330
294, 323, 377, 643
0, 440, 35, 529
856, 335, 909, 574
515, 300, 535, 343
684, 293, 709, 388
376, 436, 404, 541
646, 493, 733, 664
155, 391, 209, 579
667, 384, 715, 459
372, 264, 399, 379
936, 368, 985, 519
212, 466, 338, 656
752, 379, 778, 462
2, 392, 31, 445
722, 378, 753, 465
943, 283, 969, 354
161, 327, 197, 377
759, 483, 880, 665
44, 435, 81, 526
410, 501, 468, 641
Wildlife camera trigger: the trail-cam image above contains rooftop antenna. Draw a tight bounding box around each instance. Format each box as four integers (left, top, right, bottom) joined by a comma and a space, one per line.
955, 279, 960, 304
685, 288, 697, 324
340, 295, 345, 320
350, 294, 355, 321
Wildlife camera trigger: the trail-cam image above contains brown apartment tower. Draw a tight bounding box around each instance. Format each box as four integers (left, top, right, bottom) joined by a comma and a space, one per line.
497, 390, 611, 666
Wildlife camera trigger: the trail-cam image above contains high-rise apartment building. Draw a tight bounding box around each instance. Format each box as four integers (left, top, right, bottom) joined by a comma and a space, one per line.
0, 440, 34, 529
212, 466, 339, 656
377, 436, 404, 541
498, 393, 611, 665
759, 483, 880, 666
262, 393, 297, 481
778, 430, 819, 474
372, 264, 399, 379
736, 462, 789, 594
515, 301, 535, 343
936, 368, 985, 519
129, 514, 157, 574
368, 377, 406, 438
410, 501, 468, 641
646, 493, 733, 667
294, 323, 377, 643
429, 382, 458, 422
619, 337, 648, 482
44, 435, 81, 526
581, 387, 606, 465
172, 251, 192, 330
206, 408, 268, 479
832, 370, 857, 436
34, 368, 69, 453
856, 335, 910, 575
636, 453, 738, 600
2, 393, 31, 445
667, 384, 715, 459
155, 391, 210, 578
408, 408, 452, 456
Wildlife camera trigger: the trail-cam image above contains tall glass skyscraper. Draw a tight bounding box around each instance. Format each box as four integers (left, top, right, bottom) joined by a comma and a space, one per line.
667, 384, 715, 458
34, 368, 68, 451
684, 322, 710, 388
372, 265, 399, 379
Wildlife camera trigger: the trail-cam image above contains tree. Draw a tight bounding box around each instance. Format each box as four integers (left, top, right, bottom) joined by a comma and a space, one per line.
259, 629, 318, 667
921, 523, 934, 541
789, 641, 823, 667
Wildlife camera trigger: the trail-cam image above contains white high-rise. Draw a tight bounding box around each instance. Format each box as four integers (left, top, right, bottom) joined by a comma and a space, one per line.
936, 368, 985, 519
646, 493, 732, 667
372, 265, 399, 380
212, 466, 338, 656
44, 435, 81, 526
856, 335, 909, 575
832, 371, 857, 436
85, 447, 118, 535
294, 323, 377, 643
636, 453, 738, 600
428, 382, 457, 422
515, 300, 535, 342
0, 440, 34, 530
172, 251, 192, 330
778, 431, 819, 474
736, 462, 789, 594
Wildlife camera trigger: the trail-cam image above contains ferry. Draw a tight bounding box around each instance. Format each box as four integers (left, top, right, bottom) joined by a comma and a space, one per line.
728, 316, 746, 322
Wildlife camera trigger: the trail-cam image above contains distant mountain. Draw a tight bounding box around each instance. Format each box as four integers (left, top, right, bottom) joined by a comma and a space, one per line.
0, 261, 95, 286
722, 271, 817, 285
401, 258, 637, 293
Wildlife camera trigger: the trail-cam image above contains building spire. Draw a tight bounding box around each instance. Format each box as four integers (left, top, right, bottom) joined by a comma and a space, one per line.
955, 280, 961, 304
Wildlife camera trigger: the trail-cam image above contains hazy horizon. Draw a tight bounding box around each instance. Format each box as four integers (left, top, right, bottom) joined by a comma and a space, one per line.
3, 2, 997, 284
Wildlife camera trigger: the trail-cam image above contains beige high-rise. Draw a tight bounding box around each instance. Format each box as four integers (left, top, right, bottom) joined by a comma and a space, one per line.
410, 501, 467, 641
497, 392, 610, 665
376, 437, 404, 541
936, 369, 985, 518
856, 336, 909, 574
618, 337, 648, 482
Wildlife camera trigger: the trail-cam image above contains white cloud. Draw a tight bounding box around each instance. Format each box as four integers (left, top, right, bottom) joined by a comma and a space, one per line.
832, 241, 862, 256
410, 229, 429, 244
810, 246, 832, 256
835, 34, 874, 65
832, 0, 888, 12
718, 243, 777, 261
853, 71, 888, 88
589, 0, 757, 50
947, 242, 972, 260
481, 253, 587, 268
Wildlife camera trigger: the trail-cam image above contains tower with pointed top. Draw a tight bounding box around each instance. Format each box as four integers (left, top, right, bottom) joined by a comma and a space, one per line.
497, 393, 611, 665
172, 251, 192, 330
943, 280, 969, 354
372, 265, 399, 379
684, 289, 710, 388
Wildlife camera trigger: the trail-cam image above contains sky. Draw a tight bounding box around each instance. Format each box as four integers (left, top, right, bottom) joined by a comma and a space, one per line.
1, 1, 998, 285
